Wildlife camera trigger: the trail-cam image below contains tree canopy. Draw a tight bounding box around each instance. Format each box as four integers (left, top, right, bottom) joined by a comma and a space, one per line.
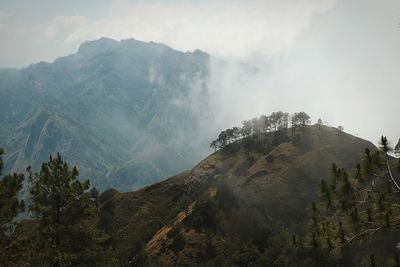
25, 153, 115, 266
0, 148, 24, 250
395, 139, 400, 157
210, 111, 311, 150
0, 153, 116, 266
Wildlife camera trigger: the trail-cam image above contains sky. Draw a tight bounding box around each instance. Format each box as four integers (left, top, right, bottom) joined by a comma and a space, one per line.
0, 0, 399, 146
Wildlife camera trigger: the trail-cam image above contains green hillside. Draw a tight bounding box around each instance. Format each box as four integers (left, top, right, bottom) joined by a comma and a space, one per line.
97, 125, 376, 266
3, 122, 400, 266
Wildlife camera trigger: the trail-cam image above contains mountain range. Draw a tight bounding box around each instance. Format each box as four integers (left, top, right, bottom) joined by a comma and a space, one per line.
0, 37, 214, 191
3, 37, 399, 266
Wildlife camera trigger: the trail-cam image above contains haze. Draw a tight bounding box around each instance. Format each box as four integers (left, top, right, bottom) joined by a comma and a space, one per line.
1, 0, 399, 145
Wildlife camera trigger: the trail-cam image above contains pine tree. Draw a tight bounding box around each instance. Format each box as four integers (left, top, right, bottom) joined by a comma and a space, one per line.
307, 137, 400, 263
395, 139, 400, 157
0, 148, 25, 265
379, 136, 392, 154
296, 112, 311, 128
0, 148, 24, 245
27, 153, 116, 266
209, 140, 218, 151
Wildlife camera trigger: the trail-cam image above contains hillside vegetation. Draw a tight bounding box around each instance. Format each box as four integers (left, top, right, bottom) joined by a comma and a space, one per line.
96, 124, 377, 266
2, 115, 400, 266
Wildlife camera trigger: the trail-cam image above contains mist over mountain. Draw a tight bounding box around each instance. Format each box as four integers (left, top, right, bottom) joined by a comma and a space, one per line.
1, 1, 400, 266
0, 37, 215, 191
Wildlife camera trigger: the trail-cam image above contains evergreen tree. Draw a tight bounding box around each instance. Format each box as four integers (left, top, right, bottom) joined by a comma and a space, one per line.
251, 117, 263, 139
27, 153, 115, 266
217, 130, 228, 148
0, 148, 24, 247
379, 135, 392, 154
209, 140, 219, 151
281, 112, 290, 130
307, 137, 400, 264
259, 115, 270, 133
241, 120, 252, 138
395, 139, 400, 157
0, 148, 25, 266
225, 128, 235, 144
296, 112, 311, 128
90, 187, 100, 203
232, 127, 241, 141
209, 111, 314, 150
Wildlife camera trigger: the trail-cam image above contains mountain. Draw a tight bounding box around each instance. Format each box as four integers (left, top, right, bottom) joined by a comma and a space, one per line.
96, 125, 376, 266
2, 106, 121, 186
0, 37, 213, 191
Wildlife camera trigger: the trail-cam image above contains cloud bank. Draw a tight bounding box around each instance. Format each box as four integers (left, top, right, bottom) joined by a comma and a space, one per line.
0, 0, 336, 67
1, 0, 399, 145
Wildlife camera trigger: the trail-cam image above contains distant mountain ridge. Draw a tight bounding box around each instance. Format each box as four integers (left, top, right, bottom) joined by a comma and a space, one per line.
0, 37, 213, 191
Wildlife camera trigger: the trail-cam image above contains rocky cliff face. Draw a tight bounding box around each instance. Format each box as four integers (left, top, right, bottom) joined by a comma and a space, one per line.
0, 38, 213, 191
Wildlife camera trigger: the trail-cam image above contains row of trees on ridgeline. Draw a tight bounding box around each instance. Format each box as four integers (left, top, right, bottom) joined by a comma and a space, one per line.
210, 111, 312, 150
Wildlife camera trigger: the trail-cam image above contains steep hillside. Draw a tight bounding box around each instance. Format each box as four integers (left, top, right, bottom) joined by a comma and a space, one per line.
99, 125, 375, 266
2, 106, 122, 187
0, 37, 213, 191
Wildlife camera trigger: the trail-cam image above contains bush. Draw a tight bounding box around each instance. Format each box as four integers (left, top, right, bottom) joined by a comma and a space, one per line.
185, 199, 218, 232
232, 246, 261, 267
216, 182, 239, 214
167, 224, 185, 252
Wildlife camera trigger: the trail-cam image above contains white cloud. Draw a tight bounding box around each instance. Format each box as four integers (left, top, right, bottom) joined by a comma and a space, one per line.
0, 0, 336, 67
1, 0, 399, 146
43, 15, 87, 41
62, 0, 337, 61
199, 0, 400, 146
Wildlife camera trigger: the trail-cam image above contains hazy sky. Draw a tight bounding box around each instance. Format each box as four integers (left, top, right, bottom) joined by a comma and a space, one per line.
1, 0, 399, 145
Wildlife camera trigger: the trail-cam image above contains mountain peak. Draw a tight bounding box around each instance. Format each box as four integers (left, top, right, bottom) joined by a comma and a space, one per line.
77, 37, 120, 57
75, 37, 209, 60
1, 36, 213, 191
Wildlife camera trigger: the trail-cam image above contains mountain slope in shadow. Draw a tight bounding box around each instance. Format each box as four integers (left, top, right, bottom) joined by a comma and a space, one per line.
99, 125, 375, 266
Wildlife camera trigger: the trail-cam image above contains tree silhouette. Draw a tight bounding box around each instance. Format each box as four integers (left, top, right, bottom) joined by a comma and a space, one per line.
379, 136, 392, 154
225, 128, 235, 144
232, 127, 241, 141
241, 120, 252, 138
296, 112, 311, 130
27, 153, 113, 266
0, 148, 24, 244
209, 111, 314, 151
395, 139, 400, 157
210, 140, 218, 151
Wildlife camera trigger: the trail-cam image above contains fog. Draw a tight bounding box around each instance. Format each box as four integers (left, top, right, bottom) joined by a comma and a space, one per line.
203, 0, 400, 145
1, 0, 399, 146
